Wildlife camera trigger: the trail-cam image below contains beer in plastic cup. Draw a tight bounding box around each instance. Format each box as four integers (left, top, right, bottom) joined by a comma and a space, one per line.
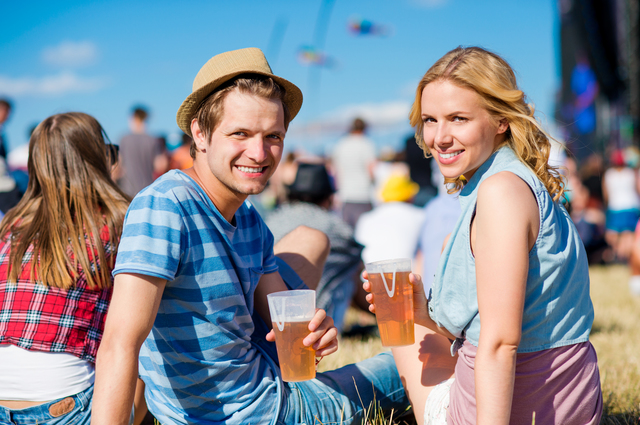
267, 289, 316, 382
365, 258, 415, 347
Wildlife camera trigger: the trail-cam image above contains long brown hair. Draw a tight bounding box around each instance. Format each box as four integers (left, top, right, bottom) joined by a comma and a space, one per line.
409, 46, 565, 201
0, 112, 130, 289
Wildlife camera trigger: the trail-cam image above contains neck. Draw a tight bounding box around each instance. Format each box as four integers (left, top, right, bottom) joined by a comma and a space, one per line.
131, 120, 145, 134
184, 163, 245, 224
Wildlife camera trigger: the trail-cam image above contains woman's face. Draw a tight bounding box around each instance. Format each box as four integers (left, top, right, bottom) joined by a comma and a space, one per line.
421, 80, 508, 181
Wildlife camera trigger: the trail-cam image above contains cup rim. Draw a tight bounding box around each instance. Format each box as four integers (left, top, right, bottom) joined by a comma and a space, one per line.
266, 289, 316, 299
364, 258, 412, 272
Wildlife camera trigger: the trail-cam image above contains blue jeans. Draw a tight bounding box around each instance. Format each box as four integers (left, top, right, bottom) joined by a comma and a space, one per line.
277, 352, 409, 425
0, 385, 93, 425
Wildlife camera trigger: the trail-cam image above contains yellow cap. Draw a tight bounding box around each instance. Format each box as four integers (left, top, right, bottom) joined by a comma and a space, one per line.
380, 174, 420, 203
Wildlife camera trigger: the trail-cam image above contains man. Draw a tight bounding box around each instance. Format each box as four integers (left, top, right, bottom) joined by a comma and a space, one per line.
266, 162, 367, 332
0, 98, 12, 160
117, 105, 166, 197
331, 117, 376, 228
92, 48, 409, 425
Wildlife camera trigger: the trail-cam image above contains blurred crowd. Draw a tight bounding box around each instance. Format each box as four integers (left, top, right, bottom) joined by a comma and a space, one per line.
2, 98, 640, 323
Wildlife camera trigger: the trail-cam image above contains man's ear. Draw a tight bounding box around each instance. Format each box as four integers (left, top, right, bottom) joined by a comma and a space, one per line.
191, 119, 207, 153
497, 118, 509, 134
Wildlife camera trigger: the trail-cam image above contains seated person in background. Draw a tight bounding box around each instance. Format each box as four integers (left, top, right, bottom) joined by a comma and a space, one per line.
91, 48, 410, 425
267, 162, 367, 332
0, 112, 130, 424
355, 173, 425, 264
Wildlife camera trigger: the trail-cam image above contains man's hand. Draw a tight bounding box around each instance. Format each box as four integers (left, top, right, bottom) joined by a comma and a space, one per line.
266, 308, 339, 357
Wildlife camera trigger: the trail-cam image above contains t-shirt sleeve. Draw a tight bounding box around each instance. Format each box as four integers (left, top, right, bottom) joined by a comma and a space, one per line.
113, 188, 184, 281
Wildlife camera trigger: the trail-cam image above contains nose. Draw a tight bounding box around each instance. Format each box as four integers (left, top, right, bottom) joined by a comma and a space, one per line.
433, 122, 453, 146
245, 136, 269, 163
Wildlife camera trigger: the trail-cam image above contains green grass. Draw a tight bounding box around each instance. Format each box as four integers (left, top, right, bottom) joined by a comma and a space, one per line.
321, 265, 640, 424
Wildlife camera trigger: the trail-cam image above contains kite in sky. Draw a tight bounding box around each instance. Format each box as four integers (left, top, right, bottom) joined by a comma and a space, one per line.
297, 45, 335, 67
347, 17, 390, 36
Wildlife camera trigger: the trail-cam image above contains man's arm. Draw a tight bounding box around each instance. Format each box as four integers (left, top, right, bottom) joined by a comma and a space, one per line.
253, 271, 289, 326
92, 273, 167, 425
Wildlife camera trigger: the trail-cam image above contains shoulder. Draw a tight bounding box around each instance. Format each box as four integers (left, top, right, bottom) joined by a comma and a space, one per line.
126, 172, 196, 221
477, 171, 538, 218
135, 171, 196, 202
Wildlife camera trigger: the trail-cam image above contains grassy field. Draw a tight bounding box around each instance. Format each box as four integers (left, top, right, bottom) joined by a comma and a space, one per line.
319, 265, 640, 424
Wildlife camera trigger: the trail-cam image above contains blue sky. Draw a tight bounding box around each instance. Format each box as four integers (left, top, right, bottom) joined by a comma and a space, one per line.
1, 0, 558, 156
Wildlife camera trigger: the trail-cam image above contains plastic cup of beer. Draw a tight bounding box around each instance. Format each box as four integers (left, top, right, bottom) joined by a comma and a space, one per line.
365, 258, 415, 347
267, 289, 316, 382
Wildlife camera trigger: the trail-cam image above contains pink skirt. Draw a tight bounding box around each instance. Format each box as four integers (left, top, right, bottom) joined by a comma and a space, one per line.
447, 340, 602, 425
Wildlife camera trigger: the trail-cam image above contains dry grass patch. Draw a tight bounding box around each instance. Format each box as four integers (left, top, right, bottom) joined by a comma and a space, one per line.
590, 265, 640, 423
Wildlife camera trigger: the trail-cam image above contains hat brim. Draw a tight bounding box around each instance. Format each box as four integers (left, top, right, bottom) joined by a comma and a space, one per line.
176, 70, 302, 137
381, 183, 420, 203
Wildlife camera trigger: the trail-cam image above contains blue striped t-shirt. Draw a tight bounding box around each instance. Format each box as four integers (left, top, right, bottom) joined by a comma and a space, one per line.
113, 170, 283, 425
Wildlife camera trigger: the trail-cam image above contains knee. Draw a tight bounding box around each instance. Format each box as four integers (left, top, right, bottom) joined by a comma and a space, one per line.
289, 226, 330, 260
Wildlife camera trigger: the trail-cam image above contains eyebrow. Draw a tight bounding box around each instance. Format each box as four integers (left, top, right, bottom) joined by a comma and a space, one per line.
422, 110, 470, 117
226, 126, 286, 137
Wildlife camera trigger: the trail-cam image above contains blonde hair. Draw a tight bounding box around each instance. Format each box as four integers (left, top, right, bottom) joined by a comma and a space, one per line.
409, 46, 565, 201
0, 112, 130, 289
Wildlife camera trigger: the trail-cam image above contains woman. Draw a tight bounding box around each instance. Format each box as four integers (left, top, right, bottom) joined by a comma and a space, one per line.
365, 47, 602, 424
0, 112, 130, 424
602, 149, 640, 262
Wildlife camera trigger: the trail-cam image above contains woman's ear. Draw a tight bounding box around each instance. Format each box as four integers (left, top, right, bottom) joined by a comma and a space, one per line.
497, 118, 509, 134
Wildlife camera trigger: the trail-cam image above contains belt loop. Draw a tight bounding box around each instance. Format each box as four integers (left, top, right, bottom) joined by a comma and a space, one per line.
75, 385, 94, 411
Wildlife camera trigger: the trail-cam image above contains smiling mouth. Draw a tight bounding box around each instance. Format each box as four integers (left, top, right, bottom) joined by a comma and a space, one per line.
237, 166, 265, 173
439, 150, 463, 159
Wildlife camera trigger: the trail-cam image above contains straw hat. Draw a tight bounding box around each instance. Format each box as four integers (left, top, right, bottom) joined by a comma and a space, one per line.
380, 174, 420, 203
176, 47, 303, 136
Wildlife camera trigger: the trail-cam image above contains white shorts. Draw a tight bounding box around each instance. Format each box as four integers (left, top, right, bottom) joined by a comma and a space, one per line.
424, 377, 454, 425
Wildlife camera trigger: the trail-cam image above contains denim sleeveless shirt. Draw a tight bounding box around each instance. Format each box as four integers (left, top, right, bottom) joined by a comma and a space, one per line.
428, 146, 594, 353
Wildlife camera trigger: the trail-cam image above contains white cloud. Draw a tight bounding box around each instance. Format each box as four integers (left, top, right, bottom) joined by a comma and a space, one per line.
42, 40, 99, 68
0, 72, 107, 96
290, 100, 411, 137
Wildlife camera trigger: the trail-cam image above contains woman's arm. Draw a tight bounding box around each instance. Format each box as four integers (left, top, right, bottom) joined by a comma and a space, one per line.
473, 171, 539, 425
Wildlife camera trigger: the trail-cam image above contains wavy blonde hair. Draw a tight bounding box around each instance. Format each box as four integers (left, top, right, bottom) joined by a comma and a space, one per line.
0, 112, 130, 289
409, 46, 565, 201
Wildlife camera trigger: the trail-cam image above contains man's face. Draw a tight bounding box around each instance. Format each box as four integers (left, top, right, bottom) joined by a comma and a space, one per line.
194, 89, 286, 202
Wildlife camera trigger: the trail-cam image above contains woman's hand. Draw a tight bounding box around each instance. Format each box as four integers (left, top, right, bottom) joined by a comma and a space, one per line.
362, 270, 431, 327
266, 308, 339, 357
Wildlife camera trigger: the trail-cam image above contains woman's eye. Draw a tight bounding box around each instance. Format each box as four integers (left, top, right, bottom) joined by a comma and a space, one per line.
423, 117, 435, 123
452, 116, 467, 122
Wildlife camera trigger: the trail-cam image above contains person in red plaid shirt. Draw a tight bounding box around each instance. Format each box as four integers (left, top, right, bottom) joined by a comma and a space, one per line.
0, 112, 130, 425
